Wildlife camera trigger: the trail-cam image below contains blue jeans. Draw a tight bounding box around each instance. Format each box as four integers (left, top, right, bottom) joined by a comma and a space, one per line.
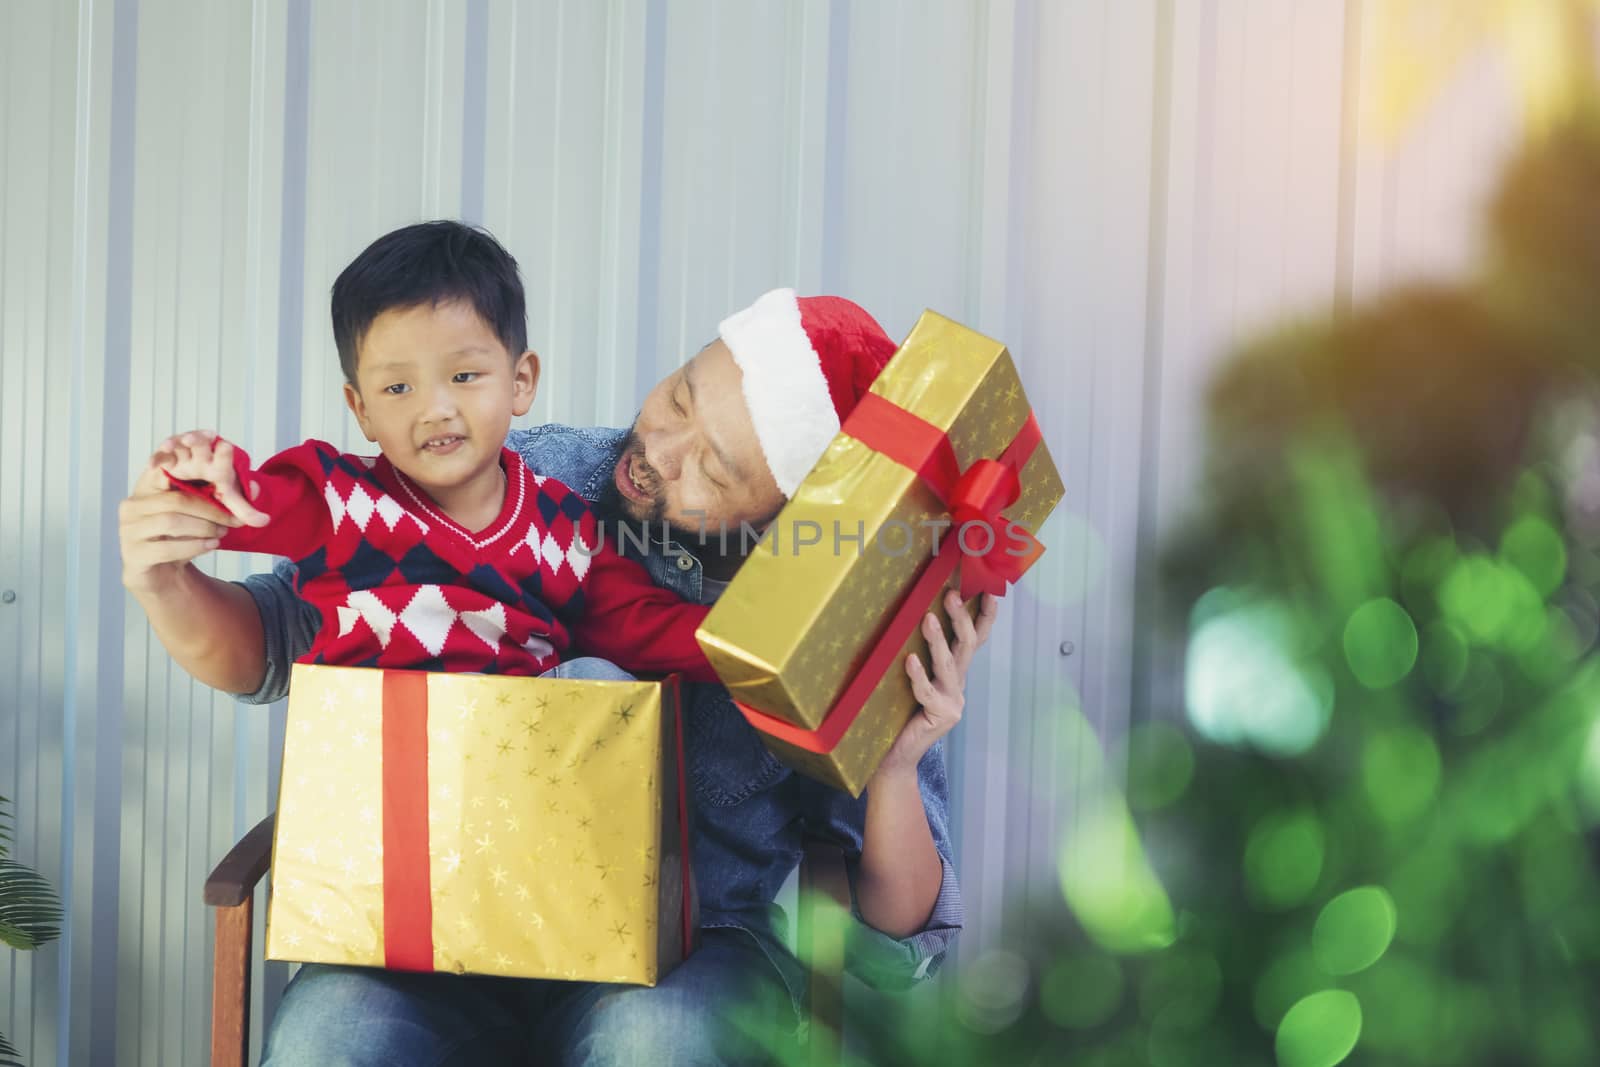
259, 928, 795, 1066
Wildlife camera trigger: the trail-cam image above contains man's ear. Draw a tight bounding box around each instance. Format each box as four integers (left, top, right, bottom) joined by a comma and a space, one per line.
512, 350, 541, 417
343, 381, 378, 442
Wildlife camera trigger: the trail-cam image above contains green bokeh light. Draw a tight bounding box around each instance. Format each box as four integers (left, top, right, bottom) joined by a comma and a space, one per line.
1041, 953, 1123, 1030
955, 949, 1031, 1035
1245, 809, 1326, 910
1060, 804, 1177, 954
1577, 719, 1600, 822
1343, 598, 1419, 689
1124, 723, 1196, 811
1186, 596, 1333, 757
1440, 556, 1547, 650
1501, 515, 1567, 597
1313, 886, 1397, 976
1254, 945, 1323, 1030
1275, 990, 1363, 1067
1519, 605, 1585, 684
1362, 727, 1441, 824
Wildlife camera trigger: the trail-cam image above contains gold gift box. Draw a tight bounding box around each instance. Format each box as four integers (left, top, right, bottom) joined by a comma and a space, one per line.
265, 664, 692, 985
696, 311, 1064, 796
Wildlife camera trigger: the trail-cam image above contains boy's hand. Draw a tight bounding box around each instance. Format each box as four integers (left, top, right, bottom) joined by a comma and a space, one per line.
155, 430, 270, 528
120, 455, 233, 597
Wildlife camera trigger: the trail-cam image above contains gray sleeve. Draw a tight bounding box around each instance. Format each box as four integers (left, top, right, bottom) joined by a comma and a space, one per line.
233, 557, 320, 705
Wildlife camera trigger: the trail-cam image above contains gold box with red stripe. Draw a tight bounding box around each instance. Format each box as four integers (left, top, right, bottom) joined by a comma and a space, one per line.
264, 664, 694, 984
696, 311, 1064, 796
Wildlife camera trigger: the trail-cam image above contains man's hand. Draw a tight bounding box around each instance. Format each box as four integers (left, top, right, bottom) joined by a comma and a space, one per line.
879, 589, 1000, 775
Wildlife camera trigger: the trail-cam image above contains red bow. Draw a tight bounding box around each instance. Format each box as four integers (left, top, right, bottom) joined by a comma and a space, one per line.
842, 392, 1044, 600
948, 458, 1045, 599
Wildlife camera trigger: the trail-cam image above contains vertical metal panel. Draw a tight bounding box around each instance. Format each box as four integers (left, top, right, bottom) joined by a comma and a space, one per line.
1007, 0, 1162, 926
1149, 0, 1350, 544
653, 1, 794, 376
1347, 11, 1524, 304
1, 5, 83, 1065
829, 0, 986, 328
233, 2, 299, 1052
0, 1, 1549, 1062
960, 0, 1028, 961
483, 0, 646, 430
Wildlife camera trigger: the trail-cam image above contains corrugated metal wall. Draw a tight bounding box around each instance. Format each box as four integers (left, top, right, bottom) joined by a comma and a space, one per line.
0, 1, 1540, 1063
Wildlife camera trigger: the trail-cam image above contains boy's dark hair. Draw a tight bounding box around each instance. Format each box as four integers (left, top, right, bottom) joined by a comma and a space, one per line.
331, 220, 527, 383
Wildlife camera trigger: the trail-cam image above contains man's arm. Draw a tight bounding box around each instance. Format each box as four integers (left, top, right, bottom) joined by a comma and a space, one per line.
809, 590, 997, 988
119, 457, 270, 694
854, 590, 995, 937
235, 559, 321, 704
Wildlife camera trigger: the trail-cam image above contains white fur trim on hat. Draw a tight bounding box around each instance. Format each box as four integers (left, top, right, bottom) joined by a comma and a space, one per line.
717, 288, 840, 497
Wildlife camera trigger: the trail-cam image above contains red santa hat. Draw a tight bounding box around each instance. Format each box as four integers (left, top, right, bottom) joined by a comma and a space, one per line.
717, 288, 897, 497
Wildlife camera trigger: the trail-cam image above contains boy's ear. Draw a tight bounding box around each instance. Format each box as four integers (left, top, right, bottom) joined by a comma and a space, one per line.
512, 351, 541, 417
343, 381, 378, 442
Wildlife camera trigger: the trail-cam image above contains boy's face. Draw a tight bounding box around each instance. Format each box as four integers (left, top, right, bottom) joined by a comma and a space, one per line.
343, 300, 538, 508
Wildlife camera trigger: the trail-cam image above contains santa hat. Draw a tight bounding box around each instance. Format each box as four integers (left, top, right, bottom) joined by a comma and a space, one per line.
717, 288, 897, 497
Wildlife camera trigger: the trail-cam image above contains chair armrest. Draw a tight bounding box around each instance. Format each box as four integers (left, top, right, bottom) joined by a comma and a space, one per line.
204, 813, 276, 907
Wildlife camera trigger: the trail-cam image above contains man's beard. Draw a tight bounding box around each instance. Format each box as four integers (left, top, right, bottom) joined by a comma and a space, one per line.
596, 427, 667, 526
596, 425, 778, 566
596, 427, 710, 546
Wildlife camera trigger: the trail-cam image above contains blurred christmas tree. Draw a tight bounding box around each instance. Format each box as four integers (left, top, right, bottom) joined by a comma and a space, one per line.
741, 87, 1600, 1067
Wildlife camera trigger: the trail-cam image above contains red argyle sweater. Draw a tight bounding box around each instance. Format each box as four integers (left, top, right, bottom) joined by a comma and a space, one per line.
172, 439, 715, 681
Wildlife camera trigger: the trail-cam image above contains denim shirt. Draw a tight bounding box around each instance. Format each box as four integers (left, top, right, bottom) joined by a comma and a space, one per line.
238, 423, 964, 1009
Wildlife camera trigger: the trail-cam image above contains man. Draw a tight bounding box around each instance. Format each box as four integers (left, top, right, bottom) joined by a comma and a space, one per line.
119, 288, 997, 1065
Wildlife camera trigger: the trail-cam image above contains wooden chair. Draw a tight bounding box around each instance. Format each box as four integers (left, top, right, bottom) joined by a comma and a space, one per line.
205, 816, 851, 1067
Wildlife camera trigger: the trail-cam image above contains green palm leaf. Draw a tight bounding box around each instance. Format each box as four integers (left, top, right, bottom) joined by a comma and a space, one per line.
0, 860, 61, 950
0, 792, 63, 1067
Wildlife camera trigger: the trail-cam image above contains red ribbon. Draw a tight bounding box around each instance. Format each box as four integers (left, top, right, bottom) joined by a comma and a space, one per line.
668, 676, 696, 957
378, 671, 696, 970
381, 671, 435, 971
735, 397, 1045, 755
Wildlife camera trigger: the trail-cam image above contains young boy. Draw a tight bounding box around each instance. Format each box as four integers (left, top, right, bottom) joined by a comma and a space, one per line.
157, 220, 716, 681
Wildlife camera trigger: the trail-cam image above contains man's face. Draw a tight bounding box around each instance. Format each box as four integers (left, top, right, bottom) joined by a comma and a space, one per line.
601, 340, 785, 540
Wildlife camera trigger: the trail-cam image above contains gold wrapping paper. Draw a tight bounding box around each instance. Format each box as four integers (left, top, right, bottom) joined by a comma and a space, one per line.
696, 311, 1064, 796
265, 664, 690, 985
